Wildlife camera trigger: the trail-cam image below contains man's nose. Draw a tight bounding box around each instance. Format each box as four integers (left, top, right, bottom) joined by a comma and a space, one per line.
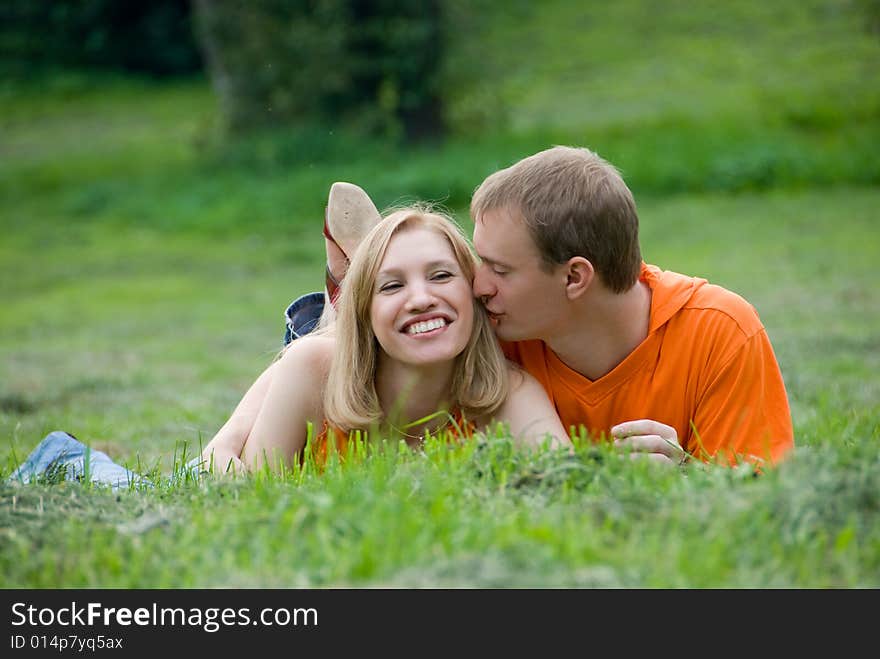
472, 265, 494, 300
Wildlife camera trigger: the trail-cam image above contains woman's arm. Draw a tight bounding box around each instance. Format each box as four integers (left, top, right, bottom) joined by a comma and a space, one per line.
490, 364, 572, 451
201, 360, 280, 475
241, 336, 334, 472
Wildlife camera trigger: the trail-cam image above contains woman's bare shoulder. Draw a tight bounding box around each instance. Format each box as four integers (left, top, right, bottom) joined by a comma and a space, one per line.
501, 361, 556, 411
503, 360, 530, 390
278, 335, 336, 371
471, 361, 537, 428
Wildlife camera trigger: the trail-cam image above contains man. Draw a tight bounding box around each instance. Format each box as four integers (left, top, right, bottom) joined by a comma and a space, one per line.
203, 147, 794, 471
470, 145, 793, 466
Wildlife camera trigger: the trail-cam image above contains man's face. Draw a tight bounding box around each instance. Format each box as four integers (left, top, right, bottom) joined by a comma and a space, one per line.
472, 207, 568, 342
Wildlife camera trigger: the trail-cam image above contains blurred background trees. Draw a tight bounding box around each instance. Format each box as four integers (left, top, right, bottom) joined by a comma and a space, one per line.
1, 0, 877, 189
0, 0, 202, 77
1, 0, 459, 143
191, 0, 448, 141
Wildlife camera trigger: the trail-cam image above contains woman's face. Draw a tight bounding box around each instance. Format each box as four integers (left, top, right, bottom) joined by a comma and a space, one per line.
370, 226, 474, 368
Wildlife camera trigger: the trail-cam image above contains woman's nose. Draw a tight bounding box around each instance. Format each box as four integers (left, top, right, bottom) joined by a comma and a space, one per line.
404, 282, 437, 311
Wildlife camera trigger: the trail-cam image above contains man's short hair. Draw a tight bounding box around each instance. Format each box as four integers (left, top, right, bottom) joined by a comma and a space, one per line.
470, 145, 642, 293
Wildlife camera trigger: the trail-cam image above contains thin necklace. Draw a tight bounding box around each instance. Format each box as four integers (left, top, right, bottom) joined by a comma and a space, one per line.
387, 410, 453, 441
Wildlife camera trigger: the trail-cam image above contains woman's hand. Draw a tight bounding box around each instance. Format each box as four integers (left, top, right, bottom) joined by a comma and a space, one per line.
200, 447, 247, 477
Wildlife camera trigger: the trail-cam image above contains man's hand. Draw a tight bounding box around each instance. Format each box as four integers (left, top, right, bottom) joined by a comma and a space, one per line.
610, 419, 687, 466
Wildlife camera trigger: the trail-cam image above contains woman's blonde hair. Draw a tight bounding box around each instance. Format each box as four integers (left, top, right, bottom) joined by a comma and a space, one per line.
323, 205, 509, 431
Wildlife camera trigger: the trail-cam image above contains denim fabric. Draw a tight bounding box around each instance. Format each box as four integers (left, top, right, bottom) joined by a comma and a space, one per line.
8, 431, 150, 491
7, 431, 211, 490
283, 291, 325, 346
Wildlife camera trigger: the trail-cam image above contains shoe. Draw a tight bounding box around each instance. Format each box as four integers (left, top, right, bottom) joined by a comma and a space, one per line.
323, 182, 381, 307
325, 182, 381, 259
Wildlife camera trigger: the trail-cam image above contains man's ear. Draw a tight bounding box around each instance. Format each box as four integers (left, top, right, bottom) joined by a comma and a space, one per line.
564, 257, 594, 300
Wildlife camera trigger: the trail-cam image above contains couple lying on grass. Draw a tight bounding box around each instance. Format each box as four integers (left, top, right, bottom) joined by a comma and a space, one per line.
11, 146, 795, 488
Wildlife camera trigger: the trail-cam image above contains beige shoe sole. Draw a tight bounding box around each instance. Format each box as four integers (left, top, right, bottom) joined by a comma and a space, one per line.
326, 182, 382, 259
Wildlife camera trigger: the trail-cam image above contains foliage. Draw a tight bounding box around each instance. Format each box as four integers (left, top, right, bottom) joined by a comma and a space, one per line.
0, 0, 202, 77
191, 0, 449, 141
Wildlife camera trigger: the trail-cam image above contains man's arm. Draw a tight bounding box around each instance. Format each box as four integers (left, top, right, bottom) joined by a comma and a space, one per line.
612, 329, 794, 468
687, 328, 793, 466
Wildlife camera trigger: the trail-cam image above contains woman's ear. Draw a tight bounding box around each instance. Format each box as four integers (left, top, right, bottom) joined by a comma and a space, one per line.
565, 257, 594, 300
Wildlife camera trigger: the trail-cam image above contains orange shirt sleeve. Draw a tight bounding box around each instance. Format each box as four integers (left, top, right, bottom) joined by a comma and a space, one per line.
688, 328, 793, 466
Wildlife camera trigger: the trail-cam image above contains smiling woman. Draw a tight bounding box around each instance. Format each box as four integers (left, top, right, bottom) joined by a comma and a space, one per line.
235, 205, 570, 472
356, 224, 476, 387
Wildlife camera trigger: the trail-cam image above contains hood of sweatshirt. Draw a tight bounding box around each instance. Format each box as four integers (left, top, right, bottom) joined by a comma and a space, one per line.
641, 262, 708, 333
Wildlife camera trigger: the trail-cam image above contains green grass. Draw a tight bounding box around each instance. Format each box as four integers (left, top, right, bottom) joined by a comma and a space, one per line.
3, 435, 878, 587
2, 0, 879, 587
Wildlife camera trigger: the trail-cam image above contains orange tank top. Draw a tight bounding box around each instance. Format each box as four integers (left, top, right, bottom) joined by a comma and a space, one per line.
307, 408, 475, 470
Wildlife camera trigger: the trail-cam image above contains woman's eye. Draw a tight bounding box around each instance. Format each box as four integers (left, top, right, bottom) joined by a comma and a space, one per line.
431, 271, 453, 281
492, 268, 508, 276
379, 282, 402, 293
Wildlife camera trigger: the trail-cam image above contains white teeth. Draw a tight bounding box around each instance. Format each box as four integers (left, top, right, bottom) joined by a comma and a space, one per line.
406, 318, 447, 335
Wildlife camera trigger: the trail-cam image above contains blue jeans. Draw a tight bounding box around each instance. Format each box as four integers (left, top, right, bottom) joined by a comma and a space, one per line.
8, 431, 208, 491
283, 292, 325, 346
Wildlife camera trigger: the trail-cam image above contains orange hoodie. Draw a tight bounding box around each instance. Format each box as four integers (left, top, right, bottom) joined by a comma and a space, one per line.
503, 263, 794, 466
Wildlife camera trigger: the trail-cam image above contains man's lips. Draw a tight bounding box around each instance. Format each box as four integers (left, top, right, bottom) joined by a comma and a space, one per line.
485, 309, 502, 326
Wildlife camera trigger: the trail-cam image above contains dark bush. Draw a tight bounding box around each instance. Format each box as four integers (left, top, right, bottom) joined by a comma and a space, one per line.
0, 0, 202, 77
192, 0, 448, 142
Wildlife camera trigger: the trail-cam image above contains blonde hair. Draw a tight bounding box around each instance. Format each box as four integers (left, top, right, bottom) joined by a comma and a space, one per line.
471, 145, 642, 293
324, 205, 509, 431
